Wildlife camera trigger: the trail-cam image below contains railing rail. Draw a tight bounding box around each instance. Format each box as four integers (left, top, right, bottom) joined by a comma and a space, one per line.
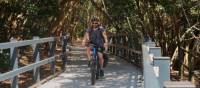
0, 36, 68, 88
0, 37, 55, 49
0, 56, 55, 81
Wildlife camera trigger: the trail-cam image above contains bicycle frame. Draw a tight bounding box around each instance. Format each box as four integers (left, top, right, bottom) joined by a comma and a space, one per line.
90, 45, 100, 85
91, 46, 97, 61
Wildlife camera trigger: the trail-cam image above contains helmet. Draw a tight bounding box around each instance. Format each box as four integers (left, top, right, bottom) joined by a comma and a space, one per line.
90, 16, 99, 22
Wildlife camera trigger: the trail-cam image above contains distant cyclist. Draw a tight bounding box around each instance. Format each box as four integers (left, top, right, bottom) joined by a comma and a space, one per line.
82, 16, 108, 77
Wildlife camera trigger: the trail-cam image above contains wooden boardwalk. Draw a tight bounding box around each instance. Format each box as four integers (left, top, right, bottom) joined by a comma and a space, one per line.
38, 45, 143, 88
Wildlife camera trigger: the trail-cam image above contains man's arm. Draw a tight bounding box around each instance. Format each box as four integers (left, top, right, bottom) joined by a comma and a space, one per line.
82, 33, 86, 46
103, 31, 108, 43
103, 31, 109, 52
86, 32, 90, 41
82, 32, 89, 46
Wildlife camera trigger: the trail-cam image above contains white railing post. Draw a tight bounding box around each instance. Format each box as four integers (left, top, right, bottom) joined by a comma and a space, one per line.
148, 44, 170, 87
50, 37, 56, 75
144, 41, 195, 88
61, 36, 67, 70
0, 37, 58, 88
149, 47, 161, 57
154, 57, 170, 87
10, 37, 18, 88
142, 44, 160, 88
32, 36, 41, 85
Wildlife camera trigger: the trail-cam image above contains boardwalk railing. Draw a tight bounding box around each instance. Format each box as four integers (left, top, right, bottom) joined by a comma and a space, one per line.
0, 36, 68, 88
108, 34, 142, 67
142, 42, 163, 88
142, 42, 196, 88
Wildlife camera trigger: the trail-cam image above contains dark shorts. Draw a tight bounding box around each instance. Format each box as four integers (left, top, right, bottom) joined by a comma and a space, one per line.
97, 47, 105, 53
88, 44, 104, 53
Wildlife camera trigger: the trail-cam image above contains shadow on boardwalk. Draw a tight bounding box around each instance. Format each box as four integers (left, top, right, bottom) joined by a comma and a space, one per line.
39, 46, 143, 88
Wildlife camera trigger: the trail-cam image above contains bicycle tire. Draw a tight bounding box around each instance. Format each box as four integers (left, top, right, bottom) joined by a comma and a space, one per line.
91, 60, 96, 85
96, 62, 100, 79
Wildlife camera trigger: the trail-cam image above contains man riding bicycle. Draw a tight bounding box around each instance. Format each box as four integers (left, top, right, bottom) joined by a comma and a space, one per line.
82, 16, 108, 77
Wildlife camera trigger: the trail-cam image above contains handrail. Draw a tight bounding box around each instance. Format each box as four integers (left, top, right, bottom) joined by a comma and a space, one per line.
0, 37, 55, 49
0, 56, 55, 81
0, 36, 68, 88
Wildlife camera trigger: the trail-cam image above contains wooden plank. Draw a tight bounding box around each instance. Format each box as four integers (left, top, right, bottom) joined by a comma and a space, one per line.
164, 81, 196, 88
29, 71, 63, 88
38, 54, 143, 88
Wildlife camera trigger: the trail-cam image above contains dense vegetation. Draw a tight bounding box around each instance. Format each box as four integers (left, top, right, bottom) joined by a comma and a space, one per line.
0, 0, 199, 84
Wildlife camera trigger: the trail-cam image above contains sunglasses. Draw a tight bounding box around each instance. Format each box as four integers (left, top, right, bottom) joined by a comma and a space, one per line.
92, 23, 98, 24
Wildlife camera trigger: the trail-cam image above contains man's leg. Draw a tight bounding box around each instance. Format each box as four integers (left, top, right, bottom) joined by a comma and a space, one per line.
86, 47, 91, 66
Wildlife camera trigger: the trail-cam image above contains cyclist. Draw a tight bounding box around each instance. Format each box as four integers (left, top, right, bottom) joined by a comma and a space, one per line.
82, 16, 108, 77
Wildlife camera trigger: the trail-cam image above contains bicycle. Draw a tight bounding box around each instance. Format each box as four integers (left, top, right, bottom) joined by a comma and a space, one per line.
89, 44, 100, 85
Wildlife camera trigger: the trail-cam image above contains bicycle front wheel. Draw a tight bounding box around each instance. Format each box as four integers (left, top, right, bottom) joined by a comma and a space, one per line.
91, 61, 96, 85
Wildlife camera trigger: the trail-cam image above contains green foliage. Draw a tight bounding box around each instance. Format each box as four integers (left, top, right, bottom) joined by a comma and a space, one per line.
0, 18, 7, 43
22, 0, 59, 17
158, 0, 176, 14
0, 0, 60, 67
25, 3, 39, 16
0, 0, 60, 41
105, 0, 135, 21
0, 49, 10, 68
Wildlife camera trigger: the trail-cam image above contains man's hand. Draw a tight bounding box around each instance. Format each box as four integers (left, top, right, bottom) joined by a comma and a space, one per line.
104, 42, 108, 46
104, 42, 108, 52
82, 42, 86, 46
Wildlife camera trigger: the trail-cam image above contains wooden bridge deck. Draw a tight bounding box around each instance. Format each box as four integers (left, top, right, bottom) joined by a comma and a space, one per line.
38, 45, 143, 88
